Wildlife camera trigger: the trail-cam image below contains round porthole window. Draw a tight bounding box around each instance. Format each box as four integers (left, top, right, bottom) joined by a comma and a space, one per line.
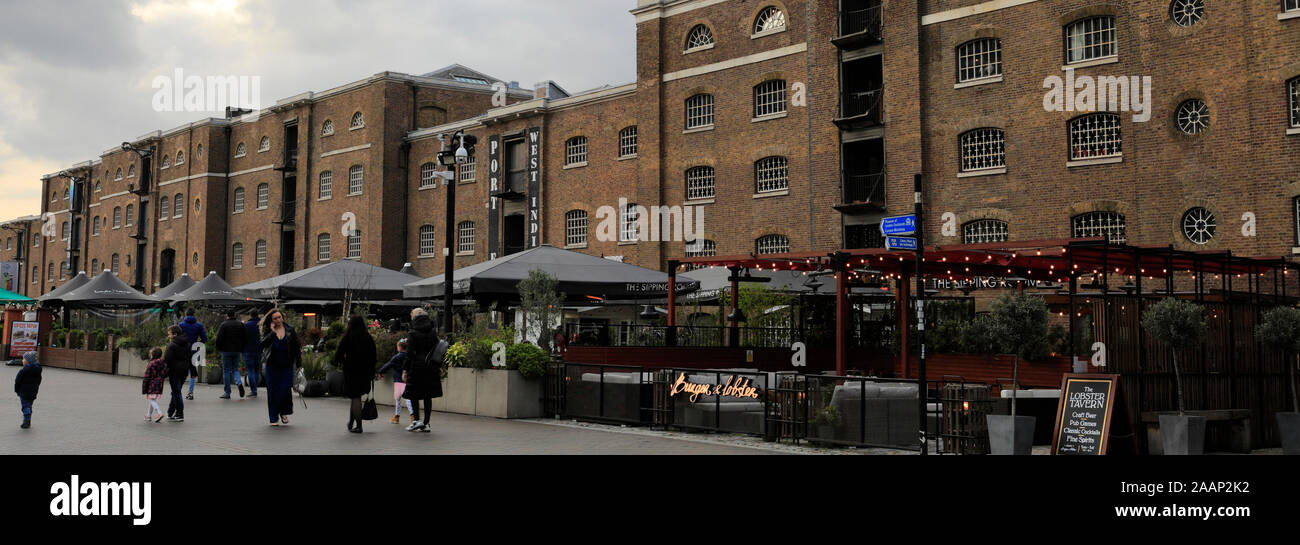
1176, 99, 1210, 135
1182, 207, 1216, 245
1170, 0, 1204, 27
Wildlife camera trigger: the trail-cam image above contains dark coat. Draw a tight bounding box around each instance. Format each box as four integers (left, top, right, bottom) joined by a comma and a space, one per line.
142, 358, 167, 395
260, 324, 302, 370
402, 315, 443, 400
215, 318, 247, 353
163, 335, 192, 379
179, 315, 207, 346
333, 331, 377, 399
14, 362, 41, 400
378, 352, 406, 383
243, 319, 261, 353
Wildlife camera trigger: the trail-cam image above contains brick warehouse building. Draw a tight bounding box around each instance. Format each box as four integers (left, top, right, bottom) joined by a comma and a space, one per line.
4, 0, 1299, 299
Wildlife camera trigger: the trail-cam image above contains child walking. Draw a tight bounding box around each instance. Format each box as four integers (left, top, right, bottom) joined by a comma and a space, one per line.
376, 340, 415, 424
14, 351, 41, 429
142, 347, 167, 423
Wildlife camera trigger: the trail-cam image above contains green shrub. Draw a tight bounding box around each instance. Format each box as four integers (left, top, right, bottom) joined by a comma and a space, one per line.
444, 342, 468, 368
301, 351, 330, 380
325, 321, 344, 340
507, 342, 549, 379
67, 329, 85, 349
371, 328, 403, 372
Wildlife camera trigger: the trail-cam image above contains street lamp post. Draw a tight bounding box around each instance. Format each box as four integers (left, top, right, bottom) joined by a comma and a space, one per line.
437, 131, 475, 334
121, 142, 154, 290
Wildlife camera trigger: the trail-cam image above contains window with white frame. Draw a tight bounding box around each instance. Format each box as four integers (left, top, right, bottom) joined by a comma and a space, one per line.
234, 143, 246, 157
60, 221, 68, 241
233, 187, 245, 213
685, 24, 713, 50
113, 207, 121, 229
173, 193, 183, 218
685, 94, 714, 129
127, 165, 135, 177
458, 221, 475, 254
92, 217, 101, 235
1288, 77, 1300, 128
350, 112, 364, 129
1170, 0, 1204, 27
419, 162, 438, 189
620, 202, 639, 242
125, 204, 133, 227
754, 6, 786, 34
418, 225, 436, 257
957, 38, 1002, 82
95, 181, 101, 193
90, 259, 97, 274
619, 126, 638, 157
347, 230, 362, 258
231, 243, 243, 269
565, 210, 588, 247
1072, 212, 1127, 244
176, 151, 184, 164
1069, 113, 1122, 160
1175, 99, 1210, 135
1294, 196, 1300, 246
754, 80, 787, 118
317, 233, 331, 261
458, 156, 476, 182
60, 261, 67, 280
322, 120, 334, 136
959, 128, 1006, 171
755, 156, 789, 193
159, 196, 170, 220
256, 184, 269, 209
348, 165, 363, 195
255, 240, 267, 267
685, 239, 716, 258
1182, 207, 1216, 245
259, 136, 270, 152
1288, 0, 1300, 12
1065, 16, 1116, 64
565, 137, 587, 165
111, 254, 120, 275
319, 171, 332, 199
685, 166, 715, 200
31, 266, 37, 283
161, 155, 171, 169
196, 144, 203, 158
755, 234, 790, 255
115, 168, 122, 181
962, 220, 1009, 244
47, 262, 53, 282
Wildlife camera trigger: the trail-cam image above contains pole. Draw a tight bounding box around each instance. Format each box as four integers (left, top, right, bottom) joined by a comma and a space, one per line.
914, 173, 926, 456
666, 262, 677, 347
443, 135, 459, 335
835, 260, 848, 376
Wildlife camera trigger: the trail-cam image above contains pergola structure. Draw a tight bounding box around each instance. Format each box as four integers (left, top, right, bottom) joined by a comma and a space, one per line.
670, 238, 1300, 376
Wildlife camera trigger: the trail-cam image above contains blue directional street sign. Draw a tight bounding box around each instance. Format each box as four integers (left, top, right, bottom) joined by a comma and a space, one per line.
886, 236, 918, 251
881, 215, 917, 236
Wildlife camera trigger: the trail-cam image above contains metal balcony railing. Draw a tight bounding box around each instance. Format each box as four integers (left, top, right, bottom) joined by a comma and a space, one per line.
278, 201, 296, 225
843, 172, 885, 205
841, 5, 882, 38
842, 89, 883, 120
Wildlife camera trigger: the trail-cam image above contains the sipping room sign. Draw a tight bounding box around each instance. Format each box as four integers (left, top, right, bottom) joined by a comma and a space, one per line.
1051, 374, 1121, 455
669, 372, 761, 403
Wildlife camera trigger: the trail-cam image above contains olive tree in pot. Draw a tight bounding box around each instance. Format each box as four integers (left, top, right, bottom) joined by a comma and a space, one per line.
984, 294, 1050, 455
1141, 297, 1207, 455
1254, 306, 1300, 455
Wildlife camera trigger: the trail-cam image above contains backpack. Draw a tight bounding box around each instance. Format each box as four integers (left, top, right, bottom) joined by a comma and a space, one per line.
426, 339, 449, 369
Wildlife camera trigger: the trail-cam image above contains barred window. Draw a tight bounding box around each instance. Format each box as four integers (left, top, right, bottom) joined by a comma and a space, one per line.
176, 151, 184, 164
322, 120, 334, 136
458, 156, 476, 183
419, 225, 436, 257
1288, 77, 1300, 128
347, 230, 362, 258
754, 80, 787, 118
685, 24, 713, 50
1175, 99, 1210, 135
113, 207, 122, 229
258, 136, 270, 152
685, 166, 715, 200
685, 94, 714, 129
161, 155, 171, 169
754, 6, 786, 34
173, 193, 183, 218
1069, 113, 1122, 160
565, 137, 587, 165
232, 243, 243, 269
962, 220, 1009, 244
348, 165, 363, 195
620, 202, 639, 243
255, 240, 267, 267
755, 156, 789, 193
233, 187, 245, 213
317, 233, 331, 261
111, 254, 120, 275
256, 184, 269, 209
959, 128, 1006, 171
125, 204, 133, 227
1170, 0, 1204, 27
1182, 207, 1216, 245
1072, 212, 1127, 244
685, 239, 716, 257
619, 126, 638, 157
1065, 16, 1116, 64
419, 162, 438, 189
235, 143, 246, 158
350, 112, 364, 129
319, 171, 333, 199
458, 221, 476, 254
565, 210, 588, 247
159, 196, 170, 220
957, 38, 1002, 82
756, 235, 790, 255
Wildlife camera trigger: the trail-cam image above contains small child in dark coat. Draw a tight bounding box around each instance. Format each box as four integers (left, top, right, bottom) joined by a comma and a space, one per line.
14, 351, 41, 429
142, 347, 167, 423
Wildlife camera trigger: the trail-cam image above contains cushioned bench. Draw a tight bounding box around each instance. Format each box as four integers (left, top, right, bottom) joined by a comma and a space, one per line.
827, 381, 919, 447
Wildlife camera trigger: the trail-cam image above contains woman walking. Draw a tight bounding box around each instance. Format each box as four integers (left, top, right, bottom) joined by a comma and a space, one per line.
260, 308, 302, 426
334, 315, 377, 433
402, 308, 443, 433
163, 326, 191, 422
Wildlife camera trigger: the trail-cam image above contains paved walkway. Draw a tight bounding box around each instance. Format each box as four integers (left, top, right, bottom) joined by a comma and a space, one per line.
1, 365, 779, 455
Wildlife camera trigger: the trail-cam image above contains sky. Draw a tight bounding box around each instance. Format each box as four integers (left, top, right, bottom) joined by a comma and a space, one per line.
0, 0, 637, 221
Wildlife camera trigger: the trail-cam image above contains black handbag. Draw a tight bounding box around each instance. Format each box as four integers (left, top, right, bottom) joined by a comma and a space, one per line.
360, 379, 379, 420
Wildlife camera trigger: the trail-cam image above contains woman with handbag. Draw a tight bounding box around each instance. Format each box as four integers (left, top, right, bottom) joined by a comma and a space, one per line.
260, 308, 302, 426
402, 308, 443, 433
334, 315, 377, 433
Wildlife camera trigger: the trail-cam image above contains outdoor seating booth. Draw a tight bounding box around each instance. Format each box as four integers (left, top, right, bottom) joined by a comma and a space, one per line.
555, 239, 1299, 453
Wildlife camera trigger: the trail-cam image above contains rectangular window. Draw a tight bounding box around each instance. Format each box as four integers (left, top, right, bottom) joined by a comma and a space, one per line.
1288, 0, 1300, 12
755, 157, 789, 193
1072, 212, 1127, 244
960, 129, 1006, 171
685, 167, 715, 200
620, 203, 639, 243
1069, 114, 1122, 160
1294, 196, 1300, 246
348, 166, 363, 195
317, 235, 331, 262
1289, 78, 1300, 128
1065, 16, 1116, 64
957, 38, 1002, 82
684, 239, 716, 258
844, 225, 885, 250
458, 157, 476, 183
419, 226, 436, 257
458, 222, 476, 254
619, 127, 638, 157
565, 211, 588, 247
347, 232, 362, 258
319, 171, 333, 199
565, 137, 587, 166
419, 163, 438, 189
962, 220, 1009, 244
754, 80, 787, 118
686, 95, 714, 129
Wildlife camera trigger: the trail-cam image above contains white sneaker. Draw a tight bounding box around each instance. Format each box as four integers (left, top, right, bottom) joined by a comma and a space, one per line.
406, 421, 421, 432
418, 423, 431, 433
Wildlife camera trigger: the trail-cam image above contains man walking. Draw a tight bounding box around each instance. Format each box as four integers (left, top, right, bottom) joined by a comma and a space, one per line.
163, 325, 191, 421
215, 310, 247, 399
242, 312, 261, 397
178, 309, 208, 400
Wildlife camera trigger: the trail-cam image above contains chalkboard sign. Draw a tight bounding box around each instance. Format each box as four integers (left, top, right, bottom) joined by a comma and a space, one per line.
1051, 374, 1122, 455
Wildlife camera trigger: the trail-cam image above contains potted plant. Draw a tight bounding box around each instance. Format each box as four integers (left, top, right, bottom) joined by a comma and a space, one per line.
984, 294, 1050, 455
812, 406, 841, 445
296, 350, 329, 397
1255, 306, 1300, 455
1141, 297, 1208, 455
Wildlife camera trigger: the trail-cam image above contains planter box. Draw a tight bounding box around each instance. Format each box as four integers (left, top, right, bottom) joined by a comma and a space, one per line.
1276, 412, 1300, 456
37, 347, 115, 374
434, 367, 542, 419
1159, 414, 1207, 456
117, 350, 149, 378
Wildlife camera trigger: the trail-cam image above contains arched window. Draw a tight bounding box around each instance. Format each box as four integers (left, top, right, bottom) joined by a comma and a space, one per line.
161, 155, 171, 169
418, 225, 436, 257
233, 187, 245, 213
962, 219, 1009, 244
685, 94, 714, 128
755, 234, 790, 255
258, 136, 270, 152
956, 38, 1002, 82
175, 151, 184, 164
319, 171, 333, 199
124, 204, 134, 227
565, 210, 588, 247
111, 254, 120, 275
959, 128, 1006, 171
196, 144, 203, 158
685, 166, 715, 200
347, 230, 362, 259
92, 216, 101, 235
159, 196, 170, 220
94, 181, 102, 192
317, 233, 331, 261
1069, 113, 1122, 160
754, 80, 787, 117
113, 207, 122, 228
173, 193, 184, 218
457, 221, 476, 254
90, 259, 98, 275
47, 262, 53, 282
565, 137, 588, 166
31, 266, 38, 283
419, 162, 438, 189
60, 221, 68, 240
348, 165, 364, 195
256, 184, 269, 209
755, 156, 789, 193
59, 261, 67, 280
255, 240, 267, 267
685, 24, 714, 50
1065, 16, 1116, 64
350, 112, 365, 129
322, 119, 335, 136
231, 243, 243, 269
127, 165, 135, 177
619, 126, 638, 157
754, 6, 786, 34
234, 142, 247, 157
115, 168, 122, 181
1072, 212, 1127, 244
